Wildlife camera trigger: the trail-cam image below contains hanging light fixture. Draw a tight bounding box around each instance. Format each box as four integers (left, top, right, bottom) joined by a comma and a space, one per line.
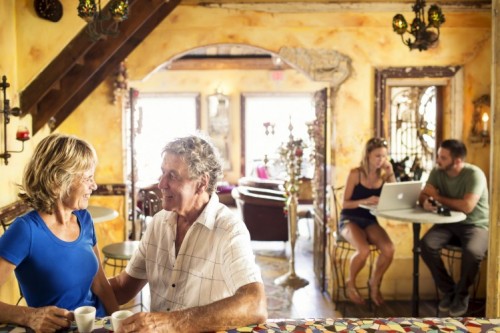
77, 0, 129, 41
392, 0, 445, 51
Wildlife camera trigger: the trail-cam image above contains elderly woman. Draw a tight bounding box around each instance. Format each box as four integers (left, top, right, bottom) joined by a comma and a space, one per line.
110, 134, 267, 333
0, 134, 118, 332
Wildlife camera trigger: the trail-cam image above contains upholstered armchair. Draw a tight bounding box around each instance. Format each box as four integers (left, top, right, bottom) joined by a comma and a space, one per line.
231, 186, 288, 242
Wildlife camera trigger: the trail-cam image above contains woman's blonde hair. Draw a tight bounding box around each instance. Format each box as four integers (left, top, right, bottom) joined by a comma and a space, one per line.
359, 137, 389, 178
19, 133, 97, 214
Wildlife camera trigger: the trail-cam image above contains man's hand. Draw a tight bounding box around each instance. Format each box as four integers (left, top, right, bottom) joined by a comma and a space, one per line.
422, 197, 438, 212
25, 306, 72, 333
118, 312, 179, 333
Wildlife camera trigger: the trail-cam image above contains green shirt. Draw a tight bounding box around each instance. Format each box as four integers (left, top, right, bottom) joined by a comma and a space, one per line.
426, 163, 489, 229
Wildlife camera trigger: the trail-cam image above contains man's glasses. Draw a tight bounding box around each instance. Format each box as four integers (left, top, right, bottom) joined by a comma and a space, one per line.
367, 137, 388, 148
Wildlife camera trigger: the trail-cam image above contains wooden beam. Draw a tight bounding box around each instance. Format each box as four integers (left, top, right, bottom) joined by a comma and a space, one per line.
168, 57, 292, 70
21, 0, 181, 134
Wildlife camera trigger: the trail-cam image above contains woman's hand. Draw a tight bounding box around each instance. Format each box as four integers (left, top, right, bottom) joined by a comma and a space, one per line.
360, 195, 379, 206
25, 306, 72, 333
382, 161, 393, 174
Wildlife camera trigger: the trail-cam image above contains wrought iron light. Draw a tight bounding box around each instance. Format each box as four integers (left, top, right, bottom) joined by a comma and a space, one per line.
392, 0, 445, 51
77, 0, 129, 41
0, 76, 28, 166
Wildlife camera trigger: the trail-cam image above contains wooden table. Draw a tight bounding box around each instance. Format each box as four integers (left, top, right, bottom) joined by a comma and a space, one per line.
87, 206, 118, 223
376, 207, 466, 317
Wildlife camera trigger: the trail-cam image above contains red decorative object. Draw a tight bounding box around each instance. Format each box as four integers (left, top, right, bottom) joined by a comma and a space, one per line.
16, 126, 30, 142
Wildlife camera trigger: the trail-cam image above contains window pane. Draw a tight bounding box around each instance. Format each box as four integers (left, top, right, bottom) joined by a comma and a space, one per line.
389, 86, 436, 181
135, 93, 197, 186
244, 94, 316, 179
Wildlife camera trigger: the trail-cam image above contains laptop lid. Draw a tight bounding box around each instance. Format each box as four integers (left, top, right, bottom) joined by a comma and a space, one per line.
359, 181, 423, 211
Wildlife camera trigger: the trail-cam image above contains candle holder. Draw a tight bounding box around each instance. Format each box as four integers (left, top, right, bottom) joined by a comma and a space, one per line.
274, 119, 309, 290
0, 75, 27, 165
469, 94, 490, 146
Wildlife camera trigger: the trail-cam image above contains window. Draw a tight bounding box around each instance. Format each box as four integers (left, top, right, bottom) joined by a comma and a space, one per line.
242, 93, 316, 179
133, 93, 199, 186
375, 66, 463, 181
388, 86, 437, 181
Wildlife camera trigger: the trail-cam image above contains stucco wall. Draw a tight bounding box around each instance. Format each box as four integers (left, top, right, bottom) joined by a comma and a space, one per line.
0, 1, 493, 303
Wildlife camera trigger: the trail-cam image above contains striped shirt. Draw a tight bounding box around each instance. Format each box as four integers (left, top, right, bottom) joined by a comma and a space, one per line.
126, 194, 263, 311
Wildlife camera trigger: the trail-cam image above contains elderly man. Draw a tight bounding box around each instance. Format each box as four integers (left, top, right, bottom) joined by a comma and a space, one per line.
110, 135, 267, 332
419, 139, 489, 317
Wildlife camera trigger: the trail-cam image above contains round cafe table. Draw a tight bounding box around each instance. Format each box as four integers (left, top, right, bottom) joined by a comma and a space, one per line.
375, 207, 466, 317
87, 205, 118, 223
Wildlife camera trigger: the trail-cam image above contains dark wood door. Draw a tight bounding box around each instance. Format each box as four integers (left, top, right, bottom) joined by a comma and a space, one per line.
312, 87, 329, 291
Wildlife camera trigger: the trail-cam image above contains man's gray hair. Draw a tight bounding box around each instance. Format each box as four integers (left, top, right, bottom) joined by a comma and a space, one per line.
162, 134, 223, 194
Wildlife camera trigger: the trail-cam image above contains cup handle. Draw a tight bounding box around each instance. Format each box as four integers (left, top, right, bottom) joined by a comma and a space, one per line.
101, 316, 112, 330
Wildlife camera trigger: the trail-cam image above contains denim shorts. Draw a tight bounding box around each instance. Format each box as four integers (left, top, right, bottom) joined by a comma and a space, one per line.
339, 214, 378, 231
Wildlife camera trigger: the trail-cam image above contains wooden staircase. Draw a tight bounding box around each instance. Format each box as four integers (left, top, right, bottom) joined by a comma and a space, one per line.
20, 0, 181, 134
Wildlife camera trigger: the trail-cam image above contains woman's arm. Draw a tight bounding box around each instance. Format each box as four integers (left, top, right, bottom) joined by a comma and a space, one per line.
0, 257, 71, 332
91, 246, 120, 315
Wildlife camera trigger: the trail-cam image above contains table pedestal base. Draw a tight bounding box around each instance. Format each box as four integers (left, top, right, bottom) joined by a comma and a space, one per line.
274, 271, 309, 289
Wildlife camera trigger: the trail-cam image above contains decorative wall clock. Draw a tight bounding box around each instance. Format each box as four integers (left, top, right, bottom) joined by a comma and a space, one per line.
34, 0, 63, 22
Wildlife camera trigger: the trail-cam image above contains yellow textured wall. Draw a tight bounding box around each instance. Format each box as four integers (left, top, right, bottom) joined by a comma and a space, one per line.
132, 69, 326, 184
0, 2, 493, 304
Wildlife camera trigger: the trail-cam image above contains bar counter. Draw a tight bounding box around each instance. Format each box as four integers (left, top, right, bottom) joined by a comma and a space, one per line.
1, 317, 499, 332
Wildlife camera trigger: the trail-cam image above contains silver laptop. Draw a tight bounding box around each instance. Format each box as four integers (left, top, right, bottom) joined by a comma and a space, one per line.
359, 181, 423, 211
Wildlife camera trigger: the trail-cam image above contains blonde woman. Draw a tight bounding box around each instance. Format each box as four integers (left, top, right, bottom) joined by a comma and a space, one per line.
339, 137, 396, 306
0, 134, 118, 332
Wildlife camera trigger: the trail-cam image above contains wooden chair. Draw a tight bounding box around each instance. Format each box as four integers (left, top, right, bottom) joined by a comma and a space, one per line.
329, 186, 378, 313
1, 217, 24, 306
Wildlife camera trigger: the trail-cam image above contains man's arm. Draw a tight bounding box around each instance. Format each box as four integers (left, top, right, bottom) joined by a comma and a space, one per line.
419, 183, 438, 210
118, 282, 267, 333
419, 183, 480, 214
109, 271, 148, 306
434, 192, 480, 214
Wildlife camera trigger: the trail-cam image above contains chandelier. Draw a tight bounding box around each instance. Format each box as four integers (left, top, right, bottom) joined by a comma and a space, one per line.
77, 0, 129, 41
392, 0, 445, 51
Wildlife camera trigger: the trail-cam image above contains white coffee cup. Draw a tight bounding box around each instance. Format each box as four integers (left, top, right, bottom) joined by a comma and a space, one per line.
111, 310, 134, 332
74, 306, 96, 333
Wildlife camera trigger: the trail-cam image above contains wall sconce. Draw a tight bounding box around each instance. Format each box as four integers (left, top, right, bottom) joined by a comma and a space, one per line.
1, 75, 28, 165
469, 94, 490, 146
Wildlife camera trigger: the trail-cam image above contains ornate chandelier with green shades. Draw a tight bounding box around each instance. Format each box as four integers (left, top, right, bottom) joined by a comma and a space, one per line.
392, 0, 445, 51
77, 0, 129, 41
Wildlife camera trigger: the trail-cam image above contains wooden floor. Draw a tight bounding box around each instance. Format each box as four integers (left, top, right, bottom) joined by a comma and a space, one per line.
130, 216, 486, 318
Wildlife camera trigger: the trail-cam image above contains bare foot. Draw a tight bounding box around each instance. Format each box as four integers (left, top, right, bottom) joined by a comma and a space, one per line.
368, 282, 384, 306
346, 285, 366, 305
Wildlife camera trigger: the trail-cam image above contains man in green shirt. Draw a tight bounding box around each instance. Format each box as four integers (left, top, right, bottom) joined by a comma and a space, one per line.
419, 139, 489, 317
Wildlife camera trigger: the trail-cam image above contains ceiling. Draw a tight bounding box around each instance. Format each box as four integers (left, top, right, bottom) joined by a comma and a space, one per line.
181, 0, 491, 13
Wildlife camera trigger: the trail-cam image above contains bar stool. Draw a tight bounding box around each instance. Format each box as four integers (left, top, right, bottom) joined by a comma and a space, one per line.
329, 186, 379, 313
102, 240, 145, 311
